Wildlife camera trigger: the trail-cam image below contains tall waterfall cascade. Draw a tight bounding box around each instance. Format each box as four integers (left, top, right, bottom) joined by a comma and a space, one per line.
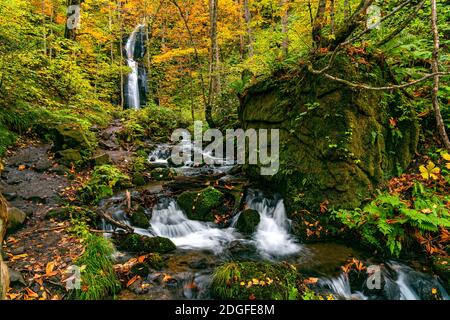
124, 24, 148, 109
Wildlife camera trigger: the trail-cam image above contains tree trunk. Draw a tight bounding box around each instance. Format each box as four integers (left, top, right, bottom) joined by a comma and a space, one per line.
207, 0, 220, 128
431, 0, 450, 151
243, 0, 254, 57
312, 0, 327, 47
330, 0, 335, 35
280, 0, 289, 57
42, 0, 47, 55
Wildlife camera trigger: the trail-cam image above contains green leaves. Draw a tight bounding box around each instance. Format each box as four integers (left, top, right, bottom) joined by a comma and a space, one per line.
333, 186, 450, 257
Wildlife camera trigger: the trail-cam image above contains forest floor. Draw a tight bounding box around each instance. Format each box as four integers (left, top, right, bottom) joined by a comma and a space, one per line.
0, 141, 83, 300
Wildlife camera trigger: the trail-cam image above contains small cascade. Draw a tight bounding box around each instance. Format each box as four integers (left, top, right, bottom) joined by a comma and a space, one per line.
246, 191, 301, 259
318, 261, 449, 300
124, 24, 148, 109
147, 141, 235, 176
150, 200, 236, 253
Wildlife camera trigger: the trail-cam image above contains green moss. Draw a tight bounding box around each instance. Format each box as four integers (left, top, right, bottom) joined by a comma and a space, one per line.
79, 165, 131, 204
235, 209, 260, 234
0, 125, 16, 156
130, 207, 150, 229
150, 167, 177, 181
211, 262, 301, 300
114, 234, 176, 254
71, 224, 120, 300
177, 187, 224, 221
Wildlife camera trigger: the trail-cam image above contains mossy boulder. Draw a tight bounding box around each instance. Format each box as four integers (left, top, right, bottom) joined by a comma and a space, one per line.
235, 209, 260, 234
177, 187, 224, 221
57, 148, 82, 165
50, 123, 96, 151
211, 261, 301, 300
130, 207, 150, 229
239, 54, 419, 213
150, 168, 177, 181
114, 234, 176, 254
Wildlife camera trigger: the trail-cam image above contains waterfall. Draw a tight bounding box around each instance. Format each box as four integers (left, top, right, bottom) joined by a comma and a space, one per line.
246, 191, 301, 259
319, 262, 449, 300
124, 24, 147, 109
150, 200, 237, 253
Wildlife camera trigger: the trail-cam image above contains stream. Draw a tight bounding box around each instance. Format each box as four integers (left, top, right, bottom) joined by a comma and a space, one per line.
100, 143, 449, 300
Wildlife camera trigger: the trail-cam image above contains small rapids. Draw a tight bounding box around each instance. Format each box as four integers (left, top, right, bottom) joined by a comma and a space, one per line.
318, 262, 449, 300
245, 191, 301, 259
150, 200, 236, 253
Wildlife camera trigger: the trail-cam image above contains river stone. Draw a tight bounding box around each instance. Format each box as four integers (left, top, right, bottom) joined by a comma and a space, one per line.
114, 234, 176, 254
239, 54, 419, 213
235, 209, 260, 234
7, 207, 26, 232
177, 187, 224, 222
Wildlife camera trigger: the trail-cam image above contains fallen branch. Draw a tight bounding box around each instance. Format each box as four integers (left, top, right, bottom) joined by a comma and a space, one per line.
97, 209, 133, 234
309, 69, 450, 91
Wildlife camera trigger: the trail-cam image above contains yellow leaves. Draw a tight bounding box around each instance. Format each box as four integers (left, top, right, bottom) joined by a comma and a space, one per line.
419, 161, 440, 180
45, 261, 58, 277
431, 288, 437, 295
327, 294, 335, 300
10, 253, 28, 261
18, 164, 26, 171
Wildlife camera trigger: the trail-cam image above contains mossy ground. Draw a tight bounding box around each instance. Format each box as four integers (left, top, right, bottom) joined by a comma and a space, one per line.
211, 261, 301, 300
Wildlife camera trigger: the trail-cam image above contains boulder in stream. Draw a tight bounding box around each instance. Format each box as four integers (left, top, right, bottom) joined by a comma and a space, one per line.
114, 234, 176, 254
235, 209, 260, 234
177, 187, 224, 222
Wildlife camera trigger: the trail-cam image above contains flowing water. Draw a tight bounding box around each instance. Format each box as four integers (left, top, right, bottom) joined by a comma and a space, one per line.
124, 25, 142, 109
100, 142, 449, 300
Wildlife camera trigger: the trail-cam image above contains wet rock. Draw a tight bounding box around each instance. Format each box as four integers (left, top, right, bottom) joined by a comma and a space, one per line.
177, 187, 224, 222
235, 209, 260, 234
114, 234, 176, 254
432, 256, 450, 292
7, 207, 27, 232
8, 269, 26, 286
2, 192, 17, 201
131, 263, 150, 277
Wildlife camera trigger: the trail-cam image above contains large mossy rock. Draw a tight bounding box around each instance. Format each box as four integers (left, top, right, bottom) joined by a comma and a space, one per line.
239, 55, 419, 212
235, 209, 260, 234
114, 234, 176, 254
211, 261, 301, 300
0, 194, 10, 300
177, 187, 224, 221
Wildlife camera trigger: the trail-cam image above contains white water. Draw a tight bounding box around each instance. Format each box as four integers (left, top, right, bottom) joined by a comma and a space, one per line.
321, 262, 449, 300
150, 201, 237, 253
125, 25, 144, 109
247, 193, 301, 259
